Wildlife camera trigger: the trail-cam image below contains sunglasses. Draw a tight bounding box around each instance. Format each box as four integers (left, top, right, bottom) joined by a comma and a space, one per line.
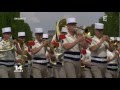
68, 22, 77, 25
43, 38, 49, 40
35, 33, 43, 36
3, 32, 11, 35
96, 29, 104, 31
19, 36, 26, 39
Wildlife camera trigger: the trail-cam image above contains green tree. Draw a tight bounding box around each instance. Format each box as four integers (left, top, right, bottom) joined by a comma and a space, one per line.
0, 12, 32, 43
99, 12, 119, 37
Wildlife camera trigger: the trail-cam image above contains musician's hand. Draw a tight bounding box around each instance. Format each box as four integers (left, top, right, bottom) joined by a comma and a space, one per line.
13, 39, 18, 45
43, 40, 49, 47
114, 51, 119, 58
15, 59, 21, 63
102, 35, 109, 41
76, 35, 85, 43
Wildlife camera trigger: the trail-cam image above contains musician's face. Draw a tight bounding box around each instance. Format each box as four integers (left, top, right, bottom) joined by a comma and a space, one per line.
18, 36, 25, 43
61, 32, 67, 35
3, 32, 11, 40
76, 33, 83, 39
35, 33, 43, 41
95, 29, 103, 37
67, 23, 77, 32
118, 49, 120, 53
80, 40, 89, 49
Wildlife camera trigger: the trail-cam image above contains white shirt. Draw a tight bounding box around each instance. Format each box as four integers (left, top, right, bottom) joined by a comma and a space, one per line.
32, 39, 47, 58
107, 50, 117, 64
0, 39, 15, 60
15, 42, 28, 60
81, 48, 91, 63
63, 33, 80, 52
89, 35, 109, 57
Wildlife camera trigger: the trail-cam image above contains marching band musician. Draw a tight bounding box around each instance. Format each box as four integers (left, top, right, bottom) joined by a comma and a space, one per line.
31, 28, 49, 78
75, 28, 93, 78
0, 37, 2, 41
27, 40, 35, 78
80, 48, 93, 78
105, 49, 119, 78
116, 37, 120, 77
42, 33, 55, 78
89, 23, 113, 78
56, 27, 67, 78
57, 27, 68, 62
117, 38, 120, 78
50, 27, 68, 78
104, 37, 118, 78
42, 33, 57, 78
14, 32, 31, 78
62, 17, 85, 78
80, 40, 93, 78
51, 27, 68, 64
0, 27, 16, 78
117, 37, 120, 48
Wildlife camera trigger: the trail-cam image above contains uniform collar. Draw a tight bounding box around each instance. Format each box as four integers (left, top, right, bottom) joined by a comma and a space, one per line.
35, 39, 42, 44
94, 35, 101, 40
67, 32, 76, 38
1, 39, 9, 42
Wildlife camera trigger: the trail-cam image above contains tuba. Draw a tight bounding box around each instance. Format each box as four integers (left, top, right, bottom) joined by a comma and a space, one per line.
55, 18, 67, 41
49, 18, 67, 65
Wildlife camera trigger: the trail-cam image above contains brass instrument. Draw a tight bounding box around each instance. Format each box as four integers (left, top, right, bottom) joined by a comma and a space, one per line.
74, 27, 84, 35
19, 42, 28, 66
52, 18, 66, 41
21, 50, 27, 65
47, 18, 67, 65
74, 27, 92, 39
41, 39, 56, 65
0, 38, 15, 58
109, 38, 119, 51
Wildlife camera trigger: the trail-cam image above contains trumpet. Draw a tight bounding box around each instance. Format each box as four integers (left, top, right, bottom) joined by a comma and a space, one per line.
74, 27, 84, 35
105, 36, 119, 51
74, 27, 92, 39
109, 40, 118, 50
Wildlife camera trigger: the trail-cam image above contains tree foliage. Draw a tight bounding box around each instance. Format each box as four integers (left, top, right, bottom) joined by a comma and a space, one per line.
99, 12, 119, 37
0, 12, 32, 43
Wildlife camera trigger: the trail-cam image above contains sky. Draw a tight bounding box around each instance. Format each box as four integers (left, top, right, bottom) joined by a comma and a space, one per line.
20, 12, 104, 33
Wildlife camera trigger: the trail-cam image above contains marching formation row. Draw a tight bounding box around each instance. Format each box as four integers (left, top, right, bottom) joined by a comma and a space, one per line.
0, 17, 120, 78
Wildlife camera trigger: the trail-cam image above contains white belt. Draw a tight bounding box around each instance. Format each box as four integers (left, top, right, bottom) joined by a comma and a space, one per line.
107, 66, 118, 69
32, 60, 49, 64
91, 57, 107, 62
0, 62, 14, 65
64, 54, 80, 59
